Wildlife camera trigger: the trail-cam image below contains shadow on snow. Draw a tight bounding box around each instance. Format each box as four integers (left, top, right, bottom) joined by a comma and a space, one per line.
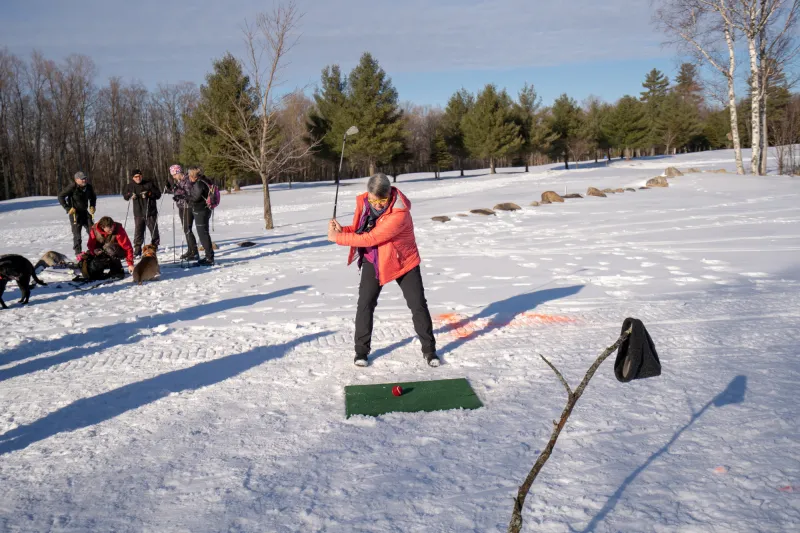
370, 285, 584, 362
0, 330, 332, 456
0, 287, 311, 380
575, 375, 748, 533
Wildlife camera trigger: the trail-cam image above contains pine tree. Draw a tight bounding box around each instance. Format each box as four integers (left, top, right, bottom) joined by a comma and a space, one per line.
514, 83, 556, 172
429, 131, 453, 179
461, 84, 522, 174
674, 63, 703, 107
604, 95, 648, 158
306, 65, 348, 164
440, 89, 473, 176
344, 53, 405, 175
640, 69, 670, 152
547, 94, 582, 169
581, 96, 612, 163
181, 53, 254, 190
656, 91, 701, 154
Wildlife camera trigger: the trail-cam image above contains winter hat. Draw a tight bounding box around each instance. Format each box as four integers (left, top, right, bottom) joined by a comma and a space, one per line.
74, 171, 87, 181
132, 169, 142, 177
169, 164, 183, 176
614, 318, 661, 382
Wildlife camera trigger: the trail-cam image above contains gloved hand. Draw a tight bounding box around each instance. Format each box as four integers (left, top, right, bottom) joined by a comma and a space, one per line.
89, 206, 95, 216
67, 207, 76, 216
141, 192, 149, 198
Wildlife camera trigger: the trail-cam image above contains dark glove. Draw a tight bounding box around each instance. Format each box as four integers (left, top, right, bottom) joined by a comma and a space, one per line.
124, 193, 132, 201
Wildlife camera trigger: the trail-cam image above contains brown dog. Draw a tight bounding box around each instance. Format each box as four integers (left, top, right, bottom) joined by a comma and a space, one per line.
0, 254, 48, 309
132, 244, 160, 285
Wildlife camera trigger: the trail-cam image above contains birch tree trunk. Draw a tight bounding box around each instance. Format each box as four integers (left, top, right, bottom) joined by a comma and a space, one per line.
725, 25, 746, 175
748, 34, 762, 174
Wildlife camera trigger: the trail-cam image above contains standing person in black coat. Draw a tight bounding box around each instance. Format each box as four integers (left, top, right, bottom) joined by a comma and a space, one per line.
122, 169, 161, 257
58, 171, 97, 257
187, 166, 214, 266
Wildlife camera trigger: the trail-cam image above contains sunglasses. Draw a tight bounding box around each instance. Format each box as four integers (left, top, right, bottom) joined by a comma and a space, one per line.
367, 197, 389, 206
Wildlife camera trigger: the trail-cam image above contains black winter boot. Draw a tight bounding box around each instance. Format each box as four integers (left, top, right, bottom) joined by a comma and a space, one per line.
423, 352, 441, 367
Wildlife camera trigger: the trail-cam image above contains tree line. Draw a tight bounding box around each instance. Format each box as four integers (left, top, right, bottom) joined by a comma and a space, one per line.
0, 50, 197, 200
1, 0, 798, 215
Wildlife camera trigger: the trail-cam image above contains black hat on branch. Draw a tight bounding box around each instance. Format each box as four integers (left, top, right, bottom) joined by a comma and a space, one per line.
614, 318, 661, 382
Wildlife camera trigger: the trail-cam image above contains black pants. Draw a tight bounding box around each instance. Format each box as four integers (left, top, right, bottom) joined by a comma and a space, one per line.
193, 208, 213, 259
179, 207, 198, 254
355, 262, 435, 356
70, 213, 92, 255
133, 215, 160, 250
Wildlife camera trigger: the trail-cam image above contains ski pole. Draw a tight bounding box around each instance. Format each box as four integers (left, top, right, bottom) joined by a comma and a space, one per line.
172, 197, 176, 265
159, 183, 168, 211
123, 197, 131, 233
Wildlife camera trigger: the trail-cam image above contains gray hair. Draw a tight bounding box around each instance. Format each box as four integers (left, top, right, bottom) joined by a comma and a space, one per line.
187, 166, 203, 177
367, 173, 392, 199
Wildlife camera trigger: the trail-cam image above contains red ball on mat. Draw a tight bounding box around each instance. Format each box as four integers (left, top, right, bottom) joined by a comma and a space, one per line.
392, 385, 403, 397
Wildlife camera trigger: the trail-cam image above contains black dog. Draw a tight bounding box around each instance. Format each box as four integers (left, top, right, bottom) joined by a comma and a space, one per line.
0, 254, 47, 309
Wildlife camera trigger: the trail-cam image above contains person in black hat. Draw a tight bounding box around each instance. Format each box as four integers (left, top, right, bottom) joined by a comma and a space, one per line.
58, 171, 97, 258
123, 169, 161, 257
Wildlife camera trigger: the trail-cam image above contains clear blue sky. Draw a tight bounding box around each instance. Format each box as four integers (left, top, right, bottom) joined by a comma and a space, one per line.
0, 0, 686, 107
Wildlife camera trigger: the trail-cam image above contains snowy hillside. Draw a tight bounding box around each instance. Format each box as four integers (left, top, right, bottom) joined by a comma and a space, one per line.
1, 150, 798, 532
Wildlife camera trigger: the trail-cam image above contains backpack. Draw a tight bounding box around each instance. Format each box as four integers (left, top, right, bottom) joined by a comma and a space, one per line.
206, 180, 221, 210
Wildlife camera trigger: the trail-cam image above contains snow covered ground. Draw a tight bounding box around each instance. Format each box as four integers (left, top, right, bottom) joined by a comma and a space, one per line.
1, 150, 798, 532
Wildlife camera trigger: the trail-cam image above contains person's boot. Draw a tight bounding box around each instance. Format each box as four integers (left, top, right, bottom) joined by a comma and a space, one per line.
180, 249, 199, 260
354, 353, 369, 367
423, 352, 441, 367
196, 257, 214, 267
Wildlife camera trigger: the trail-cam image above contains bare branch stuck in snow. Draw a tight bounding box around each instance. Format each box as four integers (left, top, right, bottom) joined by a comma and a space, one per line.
508, 327, 633, 533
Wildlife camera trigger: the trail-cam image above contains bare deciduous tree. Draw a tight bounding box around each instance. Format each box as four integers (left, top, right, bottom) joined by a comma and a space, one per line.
202, 1, 316, 230
655, 0, 746, 174
729, 0, 799, 175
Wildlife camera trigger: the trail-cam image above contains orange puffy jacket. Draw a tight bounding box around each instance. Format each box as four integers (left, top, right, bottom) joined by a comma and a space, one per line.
335, 187, 421, 286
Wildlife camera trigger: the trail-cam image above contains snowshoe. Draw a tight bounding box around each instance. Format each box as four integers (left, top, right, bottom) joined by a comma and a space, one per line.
354, 354, 369, 367
180, 250, 200, 260
196, 257, 215, 267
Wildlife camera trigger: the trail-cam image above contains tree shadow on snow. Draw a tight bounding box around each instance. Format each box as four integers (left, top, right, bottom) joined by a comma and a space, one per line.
0, 330, 331, 456
213, 238, 331, 266
370, 285, 584, 362
0, 287, 311, 379
199, 231, 303, 248
575, 375, 747, 533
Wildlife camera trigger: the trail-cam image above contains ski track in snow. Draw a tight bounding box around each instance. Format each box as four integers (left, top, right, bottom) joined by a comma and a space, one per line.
1, 151, 799, 532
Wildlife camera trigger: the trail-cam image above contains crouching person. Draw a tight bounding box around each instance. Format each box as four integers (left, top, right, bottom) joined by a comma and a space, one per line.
85, 216, 135, 279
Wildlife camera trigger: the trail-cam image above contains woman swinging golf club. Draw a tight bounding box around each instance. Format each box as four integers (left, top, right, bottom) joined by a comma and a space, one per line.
328, 173, 439, 368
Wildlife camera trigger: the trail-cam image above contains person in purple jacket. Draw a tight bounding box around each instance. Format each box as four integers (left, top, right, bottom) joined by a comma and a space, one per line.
169, 164, 199, 261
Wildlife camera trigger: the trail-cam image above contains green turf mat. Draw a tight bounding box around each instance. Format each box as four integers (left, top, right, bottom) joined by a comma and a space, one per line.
344, 378, 483, 418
